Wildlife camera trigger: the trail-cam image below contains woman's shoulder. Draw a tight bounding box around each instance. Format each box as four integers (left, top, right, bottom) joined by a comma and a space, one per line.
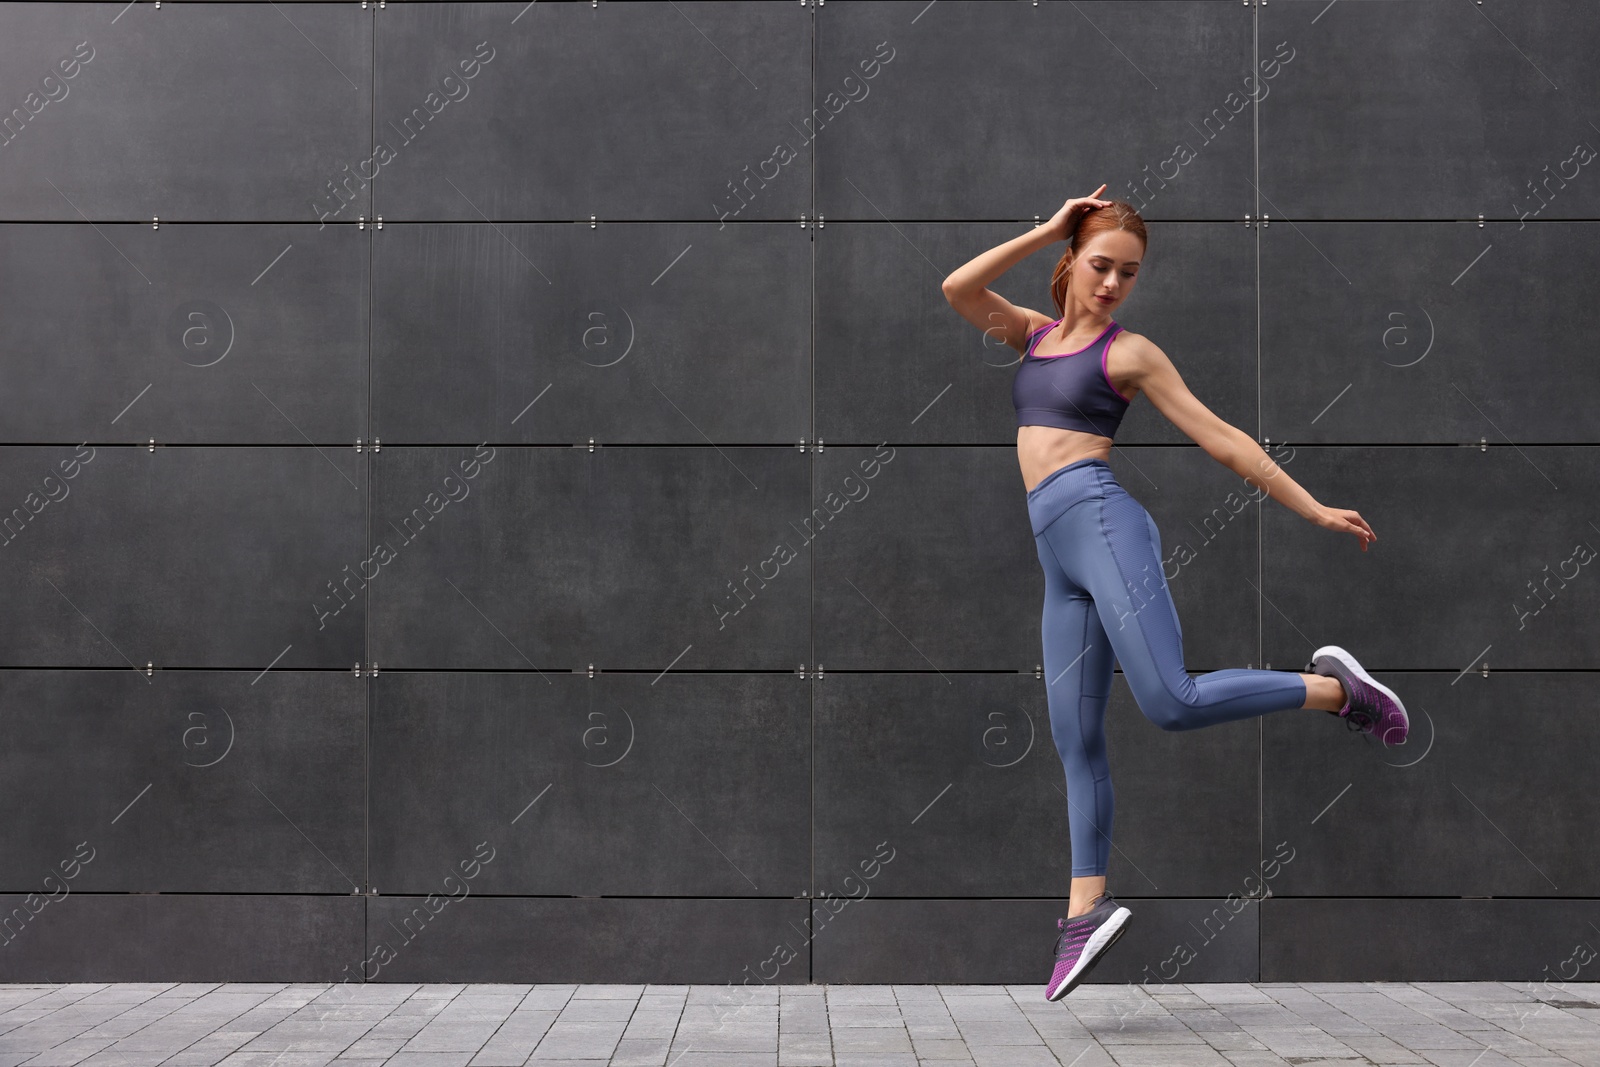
1110, 325, 1162, 365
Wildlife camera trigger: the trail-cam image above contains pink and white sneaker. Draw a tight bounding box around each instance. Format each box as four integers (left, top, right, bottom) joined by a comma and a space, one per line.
1045, 890, 1132, 1001
1311, 645, 1409, 747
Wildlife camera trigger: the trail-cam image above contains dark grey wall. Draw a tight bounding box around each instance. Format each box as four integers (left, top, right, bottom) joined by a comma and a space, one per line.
0, 0, 1596, 987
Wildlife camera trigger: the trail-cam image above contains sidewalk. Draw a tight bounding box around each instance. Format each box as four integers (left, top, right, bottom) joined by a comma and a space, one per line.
3, 981, 1598, 1067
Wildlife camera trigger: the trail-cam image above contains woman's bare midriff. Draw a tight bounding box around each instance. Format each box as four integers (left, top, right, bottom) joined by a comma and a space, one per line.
1018, 425, 1114, 493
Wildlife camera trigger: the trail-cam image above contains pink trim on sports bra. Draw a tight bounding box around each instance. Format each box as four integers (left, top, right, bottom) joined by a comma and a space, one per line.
1100, 325, 1133, 403
1023, 318, 1058, 358
1028, 319, 1117, 361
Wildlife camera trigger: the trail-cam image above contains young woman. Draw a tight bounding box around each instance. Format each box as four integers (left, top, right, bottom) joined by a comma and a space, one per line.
940, 185, 1410, 1002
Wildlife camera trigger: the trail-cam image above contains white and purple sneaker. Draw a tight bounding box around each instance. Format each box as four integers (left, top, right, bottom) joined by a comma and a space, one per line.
1044, 890, 1131, 1001
1311, 645, 1409, 747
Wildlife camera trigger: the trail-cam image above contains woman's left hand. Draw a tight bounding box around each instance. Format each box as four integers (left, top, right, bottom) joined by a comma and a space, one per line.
1314, 506, 1376, 551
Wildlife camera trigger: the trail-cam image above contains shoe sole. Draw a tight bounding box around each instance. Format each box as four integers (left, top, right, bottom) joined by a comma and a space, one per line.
1046, 907, 1132, 1001
1312, 644, 1409, 745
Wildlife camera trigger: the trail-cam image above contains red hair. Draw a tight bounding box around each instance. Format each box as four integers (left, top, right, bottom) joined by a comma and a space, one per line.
1049, 200, 1148, 317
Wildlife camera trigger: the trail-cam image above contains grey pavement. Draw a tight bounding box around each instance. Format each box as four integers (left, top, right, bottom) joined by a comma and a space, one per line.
2, 982, 1599, 1067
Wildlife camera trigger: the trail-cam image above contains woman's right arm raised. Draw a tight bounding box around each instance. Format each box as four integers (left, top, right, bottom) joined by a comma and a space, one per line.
940, 184, 1111, 353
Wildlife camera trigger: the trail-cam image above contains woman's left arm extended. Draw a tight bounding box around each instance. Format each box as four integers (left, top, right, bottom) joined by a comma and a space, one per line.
1124, 334, 1377, 551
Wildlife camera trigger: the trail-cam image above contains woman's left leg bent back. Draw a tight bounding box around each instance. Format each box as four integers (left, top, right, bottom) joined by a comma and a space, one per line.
1038, 480, 1306, 731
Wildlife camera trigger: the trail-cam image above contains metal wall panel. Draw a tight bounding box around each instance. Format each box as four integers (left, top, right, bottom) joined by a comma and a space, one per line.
814, 675, 1262, 900
362, 898, 812, 984
369, 673, 810, 897
1261, 899, 1600, 982
0, 670, 364, 893
0, 3, 372, 222
370, 445, 810, 669
372, 2, 809, 221
371, 223, 809, 443
1264, 672, 1600, 897
816, 2, 1257, 221
0, 446, 366, 669
0, 224, 368, 444
1261, 0, 1600, 221
0, 895, 361, 983
1261, 223, 1600, 443
1262, 446, 1599, 670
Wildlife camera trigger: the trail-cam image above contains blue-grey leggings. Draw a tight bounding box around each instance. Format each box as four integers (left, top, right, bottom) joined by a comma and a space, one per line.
1027, 457, 1308, 878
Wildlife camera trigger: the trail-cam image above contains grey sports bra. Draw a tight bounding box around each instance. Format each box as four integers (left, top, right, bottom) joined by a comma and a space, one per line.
1012, 318, 1131, 438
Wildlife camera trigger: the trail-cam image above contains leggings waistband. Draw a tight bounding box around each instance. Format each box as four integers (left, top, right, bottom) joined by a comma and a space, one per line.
1025, 458, 1118, 537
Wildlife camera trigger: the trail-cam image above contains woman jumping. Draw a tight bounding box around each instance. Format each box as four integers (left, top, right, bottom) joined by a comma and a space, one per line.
940, 185, 1410, 1002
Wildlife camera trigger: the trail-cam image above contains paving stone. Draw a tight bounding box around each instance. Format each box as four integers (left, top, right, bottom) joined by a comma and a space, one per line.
651, 1054, 775, 1067
826, 989, 898, 1007
10, 1038, 117, 1067
398, 1024, 503, 1053
827, 1055, 914, 1067
239, 1021, 374, 1052
967, 1047, 1061, 1067
544, 987, 626, 1004
825, 1026, 912, 1055
213, 1054, 337, 1067
1414, 1051, 1522, 1066
604, 1036, 670, 1067
380, 1056, 475, 1067
1100, 1044, 1232, 1065
1239, 1026, 1361, 1059
1196, 1030, 1269, 1052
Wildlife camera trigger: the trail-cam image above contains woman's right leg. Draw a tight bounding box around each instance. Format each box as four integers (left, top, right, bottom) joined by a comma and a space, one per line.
1034, 524, 1118, 913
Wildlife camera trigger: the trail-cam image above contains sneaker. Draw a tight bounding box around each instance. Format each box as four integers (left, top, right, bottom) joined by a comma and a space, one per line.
1045, 890, 1132, 1001
1311, 644, 1409, 746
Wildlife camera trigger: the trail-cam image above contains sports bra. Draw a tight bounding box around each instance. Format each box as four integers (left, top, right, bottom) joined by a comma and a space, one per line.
1011, 317, 1132, 438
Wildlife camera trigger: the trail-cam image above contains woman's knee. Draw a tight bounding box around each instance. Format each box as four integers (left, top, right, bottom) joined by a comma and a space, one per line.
1132, 683, 1200, 731
1053, 734, 1107, 776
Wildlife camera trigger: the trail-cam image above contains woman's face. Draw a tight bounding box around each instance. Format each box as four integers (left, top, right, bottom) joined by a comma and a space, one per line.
1068, 230, 1144, 315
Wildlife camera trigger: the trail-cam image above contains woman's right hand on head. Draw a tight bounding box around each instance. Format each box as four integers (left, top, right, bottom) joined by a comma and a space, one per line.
1047, 184, 1111, 241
